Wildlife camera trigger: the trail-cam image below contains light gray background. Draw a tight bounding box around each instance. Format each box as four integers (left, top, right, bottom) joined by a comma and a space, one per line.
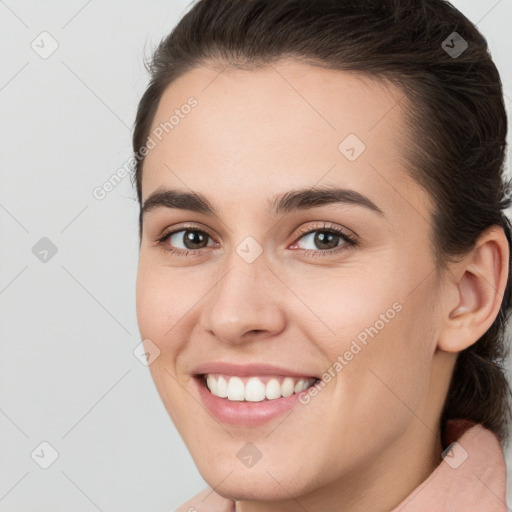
1, 1, 511, 510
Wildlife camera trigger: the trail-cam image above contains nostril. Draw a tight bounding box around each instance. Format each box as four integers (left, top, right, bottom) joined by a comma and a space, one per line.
247, 329, 263, 336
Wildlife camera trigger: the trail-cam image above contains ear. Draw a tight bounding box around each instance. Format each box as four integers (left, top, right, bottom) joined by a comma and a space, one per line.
437, 225, 510, 353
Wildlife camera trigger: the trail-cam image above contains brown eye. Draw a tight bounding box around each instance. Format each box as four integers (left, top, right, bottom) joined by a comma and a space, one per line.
295, 228, 354, 252
182, 230, 209, 249
162, 229, 214, 251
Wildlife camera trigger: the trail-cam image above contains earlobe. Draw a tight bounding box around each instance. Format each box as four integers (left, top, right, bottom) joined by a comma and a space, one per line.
438, 226, 509, 353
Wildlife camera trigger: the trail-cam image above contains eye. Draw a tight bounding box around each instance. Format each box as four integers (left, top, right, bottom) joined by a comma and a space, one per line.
291, 223, 357, 256
155, 222, 358, 258
157, 226, 217, 256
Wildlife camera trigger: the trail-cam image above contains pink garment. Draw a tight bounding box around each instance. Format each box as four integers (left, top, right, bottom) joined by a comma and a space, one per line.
390, 419, 507, 511
175, 419, 508, 511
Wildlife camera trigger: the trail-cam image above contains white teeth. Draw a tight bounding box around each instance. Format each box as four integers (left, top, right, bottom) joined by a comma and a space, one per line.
205, 374, 317, 402
217, 376, 228, 398
281, 377, 295, 397
265, 378, 281, 400
227, 376, 245, 401
207, 374, 229, 398
294, 379, 308, 393
245, 377, 266, 402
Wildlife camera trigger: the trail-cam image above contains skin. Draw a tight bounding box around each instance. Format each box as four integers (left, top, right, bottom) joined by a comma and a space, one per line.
135, 59, 509, 512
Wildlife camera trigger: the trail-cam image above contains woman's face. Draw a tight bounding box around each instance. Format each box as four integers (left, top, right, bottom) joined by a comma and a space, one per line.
136, 60, 452, 504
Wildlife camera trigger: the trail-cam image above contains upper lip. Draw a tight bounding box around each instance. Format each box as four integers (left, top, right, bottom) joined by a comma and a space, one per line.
192, 362, 319, 379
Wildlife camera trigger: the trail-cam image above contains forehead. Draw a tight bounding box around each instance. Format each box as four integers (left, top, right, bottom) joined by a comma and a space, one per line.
141, 59, 432, 225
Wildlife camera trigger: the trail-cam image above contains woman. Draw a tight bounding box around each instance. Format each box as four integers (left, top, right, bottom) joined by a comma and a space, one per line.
132, 0, 511, 510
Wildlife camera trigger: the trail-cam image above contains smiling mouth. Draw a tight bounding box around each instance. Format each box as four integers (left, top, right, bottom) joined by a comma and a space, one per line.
198, 373, 321, 403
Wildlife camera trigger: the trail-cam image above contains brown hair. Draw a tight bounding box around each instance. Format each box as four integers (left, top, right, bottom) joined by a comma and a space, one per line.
132, 0, 512, 445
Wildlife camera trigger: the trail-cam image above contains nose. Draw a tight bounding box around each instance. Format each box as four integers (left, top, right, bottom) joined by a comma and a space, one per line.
199, 255, 287, 345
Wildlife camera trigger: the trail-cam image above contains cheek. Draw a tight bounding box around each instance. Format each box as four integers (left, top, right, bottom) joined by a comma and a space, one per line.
135, 259, 216, 361
135, 264, 161, 339
135, 261, 182, 345
136, 258, 182, 330
135, 262, 194, 427
307, 271, 435, 422
315, 316, 431, 463
288, 270, 403, 354
340, 294, 434, 420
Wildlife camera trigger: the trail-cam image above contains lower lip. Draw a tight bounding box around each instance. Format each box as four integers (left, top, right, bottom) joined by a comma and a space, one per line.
194, 376, 316, 427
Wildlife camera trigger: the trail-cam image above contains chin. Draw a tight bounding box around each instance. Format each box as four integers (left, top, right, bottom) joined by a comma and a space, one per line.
196, 459, 318, 502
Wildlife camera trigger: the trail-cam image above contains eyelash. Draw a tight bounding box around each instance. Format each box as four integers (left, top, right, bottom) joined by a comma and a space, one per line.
156, 222, 358, 258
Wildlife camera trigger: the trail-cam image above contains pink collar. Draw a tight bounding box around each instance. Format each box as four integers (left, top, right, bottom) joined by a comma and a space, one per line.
390, 419, 508, 511
177, 420, 508, 511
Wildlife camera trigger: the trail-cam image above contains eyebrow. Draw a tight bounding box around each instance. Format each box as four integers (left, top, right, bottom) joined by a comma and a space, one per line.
141, 186, 385, 218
